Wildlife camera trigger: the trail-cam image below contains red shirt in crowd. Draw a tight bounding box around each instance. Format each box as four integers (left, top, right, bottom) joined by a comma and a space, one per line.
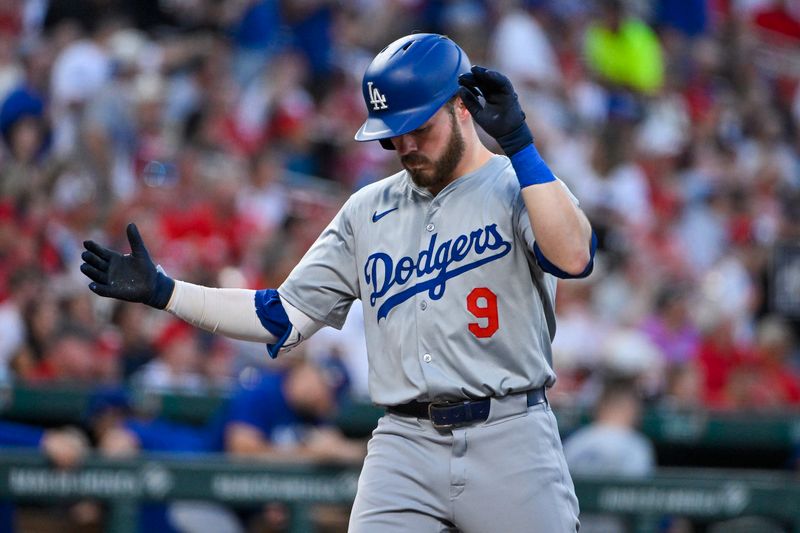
753, 4, 800, 41
696, 336, 753, 409
742, 360, 800, 408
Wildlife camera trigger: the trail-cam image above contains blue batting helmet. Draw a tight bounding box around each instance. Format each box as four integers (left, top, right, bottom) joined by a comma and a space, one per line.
354, 33, 471, 149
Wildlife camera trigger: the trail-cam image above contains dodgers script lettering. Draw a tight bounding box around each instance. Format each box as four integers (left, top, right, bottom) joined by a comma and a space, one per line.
364, 224, 511, 320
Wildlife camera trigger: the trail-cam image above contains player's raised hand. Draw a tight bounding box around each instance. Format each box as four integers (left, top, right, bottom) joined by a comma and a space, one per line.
457, 66, 533, 156
81, 223, 175, 309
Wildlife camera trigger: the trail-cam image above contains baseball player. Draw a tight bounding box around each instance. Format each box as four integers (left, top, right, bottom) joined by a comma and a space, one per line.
81, 34, 595, 532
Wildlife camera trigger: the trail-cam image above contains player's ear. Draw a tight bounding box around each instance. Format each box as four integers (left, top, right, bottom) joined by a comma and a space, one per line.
454, 96, 471, 121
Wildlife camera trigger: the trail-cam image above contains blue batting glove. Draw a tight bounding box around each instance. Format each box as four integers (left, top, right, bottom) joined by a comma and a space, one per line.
458, 66, 533, 156
81, 223, 174, 309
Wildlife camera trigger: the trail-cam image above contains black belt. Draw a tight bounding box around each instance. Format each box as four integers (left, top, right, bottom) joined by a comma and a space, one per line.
386, 387, 547, 430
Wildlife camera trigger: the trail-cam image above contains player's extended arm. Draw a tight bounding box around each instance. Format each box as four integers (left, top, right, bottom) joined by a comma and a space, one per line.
227, 423, 365, 463
459, 67, 595, 277
80, 224, 321, 352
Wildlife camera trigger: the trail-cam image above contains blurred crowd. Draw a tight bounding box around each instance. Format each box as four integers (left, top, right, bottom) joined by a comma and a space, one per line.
0, 0, 799, 530
0, 356, 362, 532
0, 0, 800, 424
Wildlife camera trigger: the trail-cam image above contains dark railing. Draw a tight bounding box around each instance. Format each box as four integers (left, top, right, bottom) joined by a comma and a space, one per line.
2, 384, 799, 450
1, 452, 799, 533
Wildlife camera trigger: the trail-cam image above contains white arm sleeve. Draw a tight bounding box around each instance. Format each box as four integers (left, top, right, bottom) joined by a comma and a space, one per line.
166, 281, 273, 342
165, 281, 326, 349
282, 296, 326, 340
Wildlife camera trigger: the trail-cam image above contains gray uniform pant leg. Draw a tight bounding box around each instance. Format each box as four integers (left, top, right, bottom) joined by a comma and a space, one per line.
452, 395, 580, 533
348, 394, 580, 533
349, 413, 458, 532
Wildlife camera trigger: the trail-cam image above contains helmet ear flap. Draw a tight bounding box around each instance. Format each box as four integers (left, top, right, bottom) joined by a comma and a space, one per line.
380, 138, 395, 150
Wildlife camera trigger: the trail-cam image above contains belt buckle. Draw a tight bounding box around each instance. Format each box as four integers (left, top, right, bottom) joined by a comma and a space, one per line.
428, 400, 464, 430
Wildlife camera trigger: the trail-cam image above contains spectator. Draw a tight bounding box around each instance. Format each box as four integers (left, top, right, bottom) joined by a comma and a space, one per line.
661, 362, 703, 410
12, 297, 62, 381
228, 0, 284, 86
110, 302, 157, 380
694, 312, 754, 409
734, 315, 800, 408
0, 85, 52, 210
676, 187, 731, 276
490, 0, 563, 92
563, 378, 656, 533
0, 28, 23, 100
584, 0, 665, 95
222, 358, 362, 532
132, 320, 207, 392
22, 298, 60, 363
589, 124, 655, 235
28, 324, 98, 383
654, 0, 710, 38
0, 421, 87, 468
552, 280, 609, 372
304, 300, 370, 401
236, 148, 290, 238
283, 0, 336, 81
82, 28, 152, 201
639, 284, 701, 367
563, 378, 655, 477
225, 358, 365, 463
98, 358, 363, 531
48, 15, 115, 158
0, 267, 42, 381
600, 328, 665, 400
0, 421, 88, 533
752, 0, 800, 42
91, 390, 242, 533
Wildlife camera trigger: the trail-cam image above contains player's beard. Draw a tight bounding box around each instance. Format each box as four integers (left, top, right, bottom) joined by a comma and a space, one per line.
402, 108, 465, 191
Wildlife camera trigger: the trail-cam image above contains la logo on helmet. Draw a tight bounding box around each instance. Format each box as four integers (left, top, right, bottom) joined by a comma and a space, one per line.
368, 82, 388, 110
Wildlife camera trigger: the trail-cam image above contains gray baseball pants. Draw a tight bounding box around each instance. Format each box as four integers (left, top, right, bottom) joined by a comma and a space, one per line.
348, 393, 580, 532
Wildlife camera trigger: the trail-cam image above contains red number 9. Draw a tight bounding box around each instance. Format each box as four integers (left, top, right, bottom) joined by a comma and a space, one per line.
467, 287, 499, 338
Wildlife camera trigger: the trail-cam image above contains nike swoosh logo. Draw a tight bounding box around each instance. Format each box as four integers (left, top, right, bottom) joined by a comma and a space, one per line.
372, 207, 398, 223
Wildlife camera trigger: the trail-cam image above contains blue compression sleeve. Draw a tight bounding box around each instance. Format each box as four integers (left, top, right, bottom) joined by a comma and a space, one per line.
254, 289, 293, 359
534, 232, 597, 279
509, 144, 556, 188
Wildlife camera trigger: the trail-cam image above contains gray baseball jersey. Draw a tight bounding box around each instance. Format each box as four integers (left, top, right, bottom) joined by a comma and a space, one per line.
280, 154, 574, 406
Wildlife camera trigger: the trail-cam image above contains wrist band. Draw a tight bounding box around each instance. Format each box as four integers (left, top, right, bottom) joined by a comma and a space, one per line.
510, 143, 556, 188
496, 122, 534, 156
148, 271, 176, 309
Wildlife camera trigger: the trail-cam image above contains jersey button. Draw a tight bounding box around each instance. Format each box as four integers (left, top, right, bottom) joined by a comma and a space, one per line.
423, 353, 432, 363
420, 301, 427, 310
426, 223, 434, 232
